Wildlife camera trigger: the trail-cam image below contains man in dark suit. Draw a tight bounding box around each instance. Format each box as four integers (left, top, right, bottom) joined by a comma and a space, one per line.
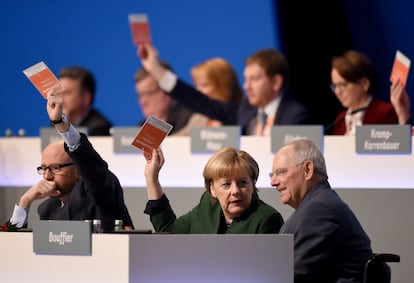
270, 138, 372, 283
58, 66, 112, 136
137, 45, 313, 135
8, 91, 133, 232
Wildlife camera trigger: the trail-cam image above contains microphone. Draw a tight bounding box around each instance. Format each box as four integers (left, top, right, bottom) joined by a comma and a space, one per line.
324, 106, 368, 134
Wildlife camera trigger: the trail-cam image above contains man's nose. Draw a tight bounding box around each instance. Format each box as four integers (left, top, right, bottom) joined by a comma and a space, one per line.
43, 169, 54, 180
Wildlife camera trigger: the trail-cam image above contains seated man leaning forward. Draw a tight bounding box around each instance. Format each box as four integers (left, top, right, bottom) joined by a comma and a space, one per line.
7, 90, 134, 232
143, 147, 284, 233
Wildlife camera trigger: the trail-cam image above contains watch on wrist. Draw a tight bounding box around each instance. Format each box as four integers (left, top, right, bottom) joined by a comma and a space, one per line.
50, 114, 67, 125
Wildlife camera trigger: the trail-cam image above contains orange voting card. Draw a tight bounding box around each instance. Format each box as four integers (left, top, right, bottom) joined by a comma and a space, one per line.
128, 14, 152, 46
23, 61, 63, 99
390, 50, 411, 86
131, 115, 173, 158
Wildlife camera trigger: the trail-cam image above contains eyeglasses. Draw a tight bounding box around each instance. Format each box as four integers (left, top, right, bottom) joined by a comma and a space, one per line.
37, 163, 74, 175
330, 82, 348, 92
269, 163, 304, 178
137, 86, 162, 99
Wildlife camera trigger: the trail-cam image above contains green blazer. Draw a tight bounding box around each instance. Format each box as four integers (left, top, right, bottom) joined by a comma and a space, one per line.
148, 191, 284, 234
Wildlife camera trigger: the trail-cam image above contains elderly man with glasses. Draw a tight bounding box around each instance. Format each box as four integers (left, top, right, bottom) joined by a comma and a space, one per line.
270, 138, 372, 283
7, 91, 134, 231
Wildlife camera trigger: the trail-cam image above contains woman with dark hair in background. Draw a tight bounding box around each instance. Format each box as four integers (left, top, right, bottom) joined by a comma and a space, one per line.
328, 50, 411, 135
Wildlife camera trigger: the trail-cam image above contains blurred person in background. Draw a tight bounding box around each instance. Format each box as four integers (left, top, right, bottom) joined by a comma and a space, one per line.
190, 57, 243, 127
134, 61, 208, 135
137, 44, 313, 136
327, 50, 412, 135
58, 66, 112, 136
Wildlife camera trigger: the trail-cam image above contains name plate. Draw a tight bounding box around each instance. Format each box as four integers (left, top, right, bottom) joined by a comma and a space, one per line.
40, 127, 88, 151
271, 125, 324, 153
355, 125, 412, 154
33, 220, 91, 255
190, 126, 240, 153
112, 127, 142, 154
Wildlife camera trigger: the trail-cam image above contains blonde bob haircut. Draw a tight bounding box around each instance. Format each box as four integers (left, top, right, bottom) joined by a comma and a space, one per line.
203, 147, 259, 193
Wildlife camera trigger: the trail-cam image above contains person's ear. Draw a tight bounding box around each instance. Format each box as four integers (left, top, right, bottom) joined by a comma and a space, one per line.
82, 90, 92, 106
271, 74, 284, 93
360, 77, 370, 93
209, 183, 217, 197
303, 161, 313, 179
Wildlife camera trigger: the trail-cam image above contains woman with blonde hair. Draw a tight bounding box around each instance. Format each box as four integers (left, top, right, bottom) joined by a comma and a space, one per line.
191, 58, 243, 127
143, 146, 283, 234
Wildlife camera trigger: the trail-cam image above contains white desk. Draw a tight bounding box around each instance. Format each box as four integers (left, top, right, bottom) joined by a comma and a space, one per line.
0, 232, 293, 283
0, 136, 413, 189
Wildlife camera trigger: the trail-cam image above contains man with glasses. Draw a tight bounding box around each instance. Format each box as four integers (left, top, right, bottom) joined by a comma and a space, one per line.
327, 50, 411, 135
270, 138, 372, 283
8, 91, 134, 231
136, 44, 313, 136
134, 61, 208, 135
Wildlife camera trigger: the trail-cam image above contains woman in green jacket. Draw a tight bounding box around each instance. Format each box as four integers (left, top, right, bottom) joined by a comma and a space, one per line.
144, 147, 284, 234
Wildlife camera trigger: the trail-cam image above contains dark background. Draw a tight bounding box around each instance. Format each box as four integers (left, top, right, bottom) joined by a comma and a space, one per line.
277, 0, 414, 131
1, 0, 413, 136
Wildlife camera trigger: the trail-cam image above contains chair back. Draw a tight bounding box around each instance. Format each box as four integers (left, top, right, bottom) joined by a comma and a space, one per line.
363, 253, 400, 283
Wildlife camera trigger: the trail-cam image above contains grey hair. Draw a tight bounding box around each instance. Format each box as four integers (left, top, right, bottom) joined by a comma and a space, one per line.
283, 138, 328, 180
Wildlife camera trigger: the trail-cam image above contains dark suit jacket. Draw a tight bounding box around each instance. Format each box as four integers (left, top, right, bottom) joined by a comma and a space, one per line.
331, 98, 398, 135
171, 80, 313, 134
37, 133, 134, 232
80, 108, 113, 136
238, 94, 313, 135
279, 181, 372, 283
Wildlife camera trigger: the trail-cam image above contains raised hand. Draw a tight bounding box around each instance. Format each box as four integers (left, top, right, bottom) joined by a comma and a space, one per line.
390, 79, 411, 124
136, 44, 166, 81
